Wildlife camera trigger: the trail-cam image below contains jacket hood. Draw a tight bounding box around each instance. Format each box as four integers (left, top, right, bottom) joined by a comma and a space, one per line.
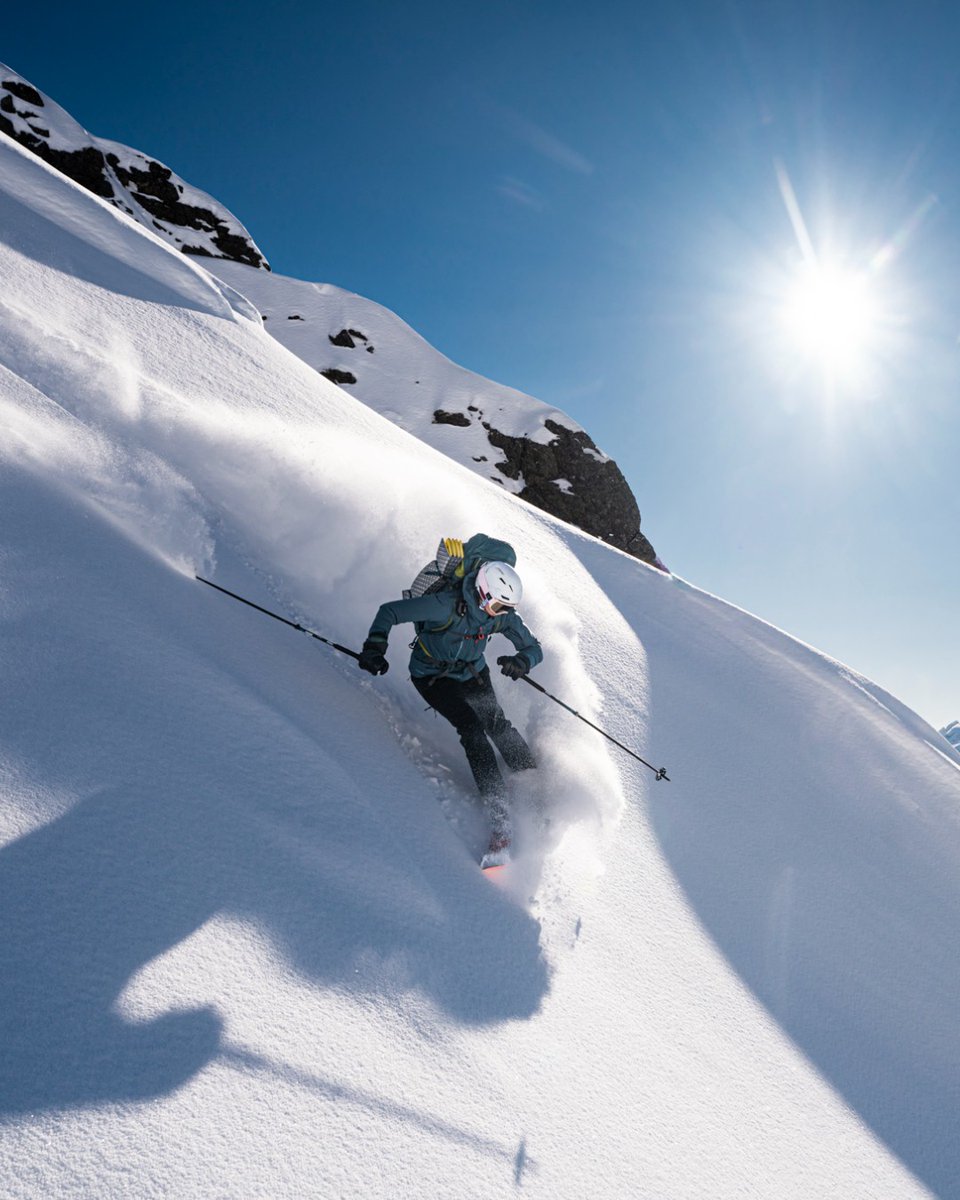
458, 533, 519, 619
461, 533, 517, 569
460, 568, 486, 619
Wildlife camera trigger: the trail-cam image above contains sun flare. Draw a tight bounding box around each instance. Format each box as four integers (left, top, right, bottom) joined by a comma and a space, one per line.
780, 262, 879, 376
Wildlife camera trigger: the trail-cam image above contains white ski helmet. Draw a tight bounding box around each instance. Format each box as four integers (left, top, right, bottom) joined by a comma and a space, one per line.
476, 560, 522, 614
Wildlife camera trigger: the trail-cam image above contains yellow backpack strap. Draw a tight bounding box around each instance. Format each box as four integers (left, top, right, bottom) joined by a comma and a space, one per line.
444, 537, 466, 577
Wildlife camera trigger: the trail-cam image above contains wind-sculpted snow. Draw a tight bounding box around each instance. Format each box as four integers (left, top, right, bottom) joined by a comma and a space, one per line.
1, 130, 959, 1198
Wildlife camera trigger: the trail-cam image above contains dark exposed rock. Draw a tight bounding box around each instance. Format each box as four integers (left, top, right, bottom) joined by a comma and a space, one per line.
53, 146, 116, 197
3, 74, 114, 199
433, 410, 471, 428
1, 70, 267, 269
321, 368, 357, 385
106, 155, 265, 268
328, 328, 374, 352
484, 418, 658, 564
624, 527, 658, 562
0, 116, 116, 197
2, 79, 43, 106
211, 227, 262, 264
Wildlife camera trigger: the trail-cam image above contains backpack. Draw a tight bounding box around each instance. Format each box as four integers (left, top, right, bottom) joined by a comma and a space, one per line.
403, 537, 467, 602
403, 534, 518, 637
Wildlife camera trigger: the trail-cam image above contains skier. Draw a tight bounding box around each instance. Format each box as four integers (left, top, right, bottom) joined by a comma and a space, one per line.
357, 535, 542, 855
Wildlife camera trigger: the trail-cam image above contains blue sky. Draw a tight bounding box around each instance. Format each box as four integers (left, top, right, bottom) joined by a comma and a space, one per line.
5, 1, 959, 726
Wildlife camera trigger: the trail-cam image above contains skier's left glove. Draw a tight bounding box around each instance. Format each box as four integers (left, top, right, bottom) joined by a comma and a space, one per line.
497, 654, 529, 680
359, 638, 389, 675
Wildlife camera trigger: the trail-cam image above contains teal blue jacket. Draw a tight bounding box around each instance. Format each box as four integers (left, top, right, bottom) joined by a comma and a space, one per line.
367, 570, 543, 682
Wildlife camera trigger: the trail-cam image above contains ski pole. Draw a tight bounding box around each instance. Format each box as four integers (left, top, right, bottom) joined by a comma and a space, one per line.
195, 576, 361, 661
519, 673, 670, 781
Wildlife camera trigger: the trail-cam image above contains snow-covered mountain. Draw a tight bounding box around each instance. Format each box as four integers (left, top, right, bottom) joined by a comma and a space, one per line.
0, 61, 661, 567
0, 62, 267, 268
942, 720, 960, 751
3, 120, 960, 1199
209, 260, 661, 564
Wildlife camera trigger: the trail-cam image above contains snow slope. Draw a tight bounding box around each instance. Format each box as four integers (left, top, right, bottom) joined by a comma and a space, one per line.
206, 259, 658, 563
1, 59, 657, 566
2, 130, 960, 1199
208, 259, 585, 495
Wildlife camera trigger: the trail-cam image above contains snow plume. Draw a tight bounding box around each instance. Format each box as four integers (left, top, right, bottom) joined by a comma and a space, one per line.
0, 365, 213, 575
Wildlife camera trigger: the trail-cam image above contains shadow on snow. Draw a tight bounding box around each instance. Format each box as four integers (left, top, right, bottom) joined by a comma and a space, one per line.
0, 474, 548, 1117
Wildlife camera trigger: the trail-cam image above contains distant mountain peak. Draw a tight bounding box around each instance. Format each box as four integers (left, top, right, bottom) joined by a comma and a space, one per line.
941, 721, 960, 751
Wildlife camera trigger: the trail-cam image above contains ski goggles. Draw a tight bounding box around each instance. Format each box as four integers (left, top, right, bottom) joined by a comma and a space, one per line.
478, 591, 515, 616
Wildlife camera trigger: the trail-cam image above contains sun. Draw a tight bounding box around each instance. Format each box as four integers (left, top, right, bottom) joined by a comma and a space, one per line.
780, 261, 880, 378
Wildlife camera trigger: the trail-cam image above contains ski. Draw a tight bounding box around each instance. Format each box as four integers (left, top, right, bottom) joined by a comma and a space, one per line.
480, 845, 510, 872
479, 820, 512, 872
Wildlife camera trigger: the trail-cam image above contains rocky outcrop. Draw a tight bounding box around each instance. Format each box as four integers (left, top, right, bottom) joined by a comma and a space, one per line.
321, 368, 357, 386
433, 410, 472, 428
105, 155, 263, 266
329, 328, 374, 350
483, 418, 658, 562
210, 260, 665, 569
427, 408, 657, 561
0, 63, 267, 269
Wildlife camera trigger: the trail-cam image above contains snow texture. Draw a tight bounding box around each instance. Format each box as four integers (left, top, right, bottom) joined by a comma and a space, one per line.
2, 129, 960, 1199
208, 259, 589, 496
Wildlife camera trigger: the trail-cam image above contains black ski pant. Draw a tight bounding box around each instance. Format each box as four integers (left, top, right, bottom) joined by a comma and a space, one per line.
413, 666, 536, 803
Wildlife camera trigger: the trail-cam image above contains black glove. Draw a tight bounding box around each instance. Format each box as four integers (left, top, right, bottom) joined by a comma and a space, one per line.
358, 638, 389, 675
497, 654, 529, 680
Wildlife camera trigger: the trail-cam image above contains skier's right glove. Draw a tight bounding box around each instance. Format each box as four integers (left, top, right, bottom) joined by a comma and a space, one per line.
497, 654, 529, 680
358, 638, 389, 675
